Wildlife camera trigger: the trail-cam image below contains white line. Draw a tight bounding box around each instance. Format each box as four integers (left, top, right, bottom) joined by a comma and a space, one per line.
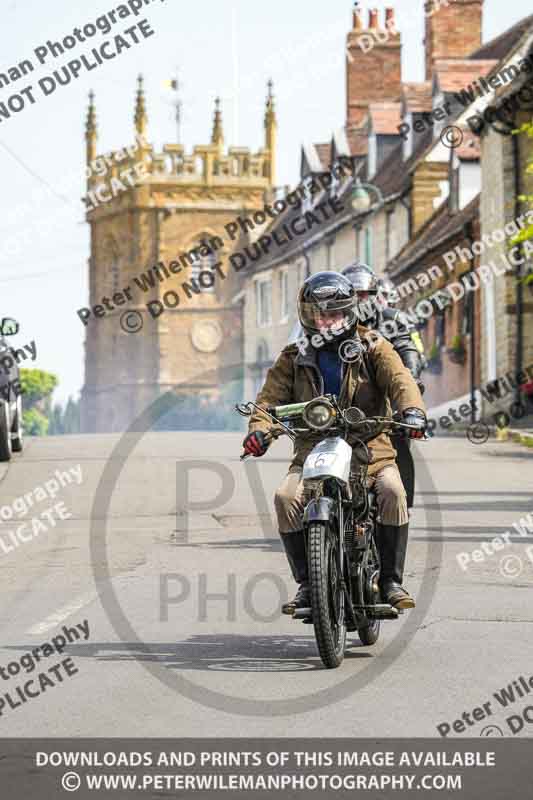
26, 591, 97, 636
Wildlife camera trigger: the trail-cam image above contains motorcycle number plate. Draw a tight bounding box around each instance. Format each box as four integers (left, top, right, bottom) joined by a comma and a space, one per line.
308, 452, 337, 470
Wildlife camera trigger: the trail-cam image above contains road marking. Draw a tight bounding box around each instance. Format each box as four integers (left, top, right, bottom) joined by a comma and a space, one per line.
26, 591, 97, 635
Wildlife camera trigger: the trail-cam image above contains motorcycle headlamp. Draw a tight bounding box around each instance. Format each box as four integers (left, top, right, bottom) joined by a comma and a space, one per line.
302, 397, 336, 431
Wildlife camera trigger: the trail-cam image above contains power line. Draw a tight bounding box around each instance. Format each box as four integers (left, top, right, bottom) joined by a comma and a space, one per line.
0, 140, 73, 206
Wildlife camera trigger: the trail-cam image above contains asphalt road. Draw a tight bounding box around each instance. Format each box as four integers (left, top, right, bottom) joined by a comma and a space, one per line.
0, 431, 532, 737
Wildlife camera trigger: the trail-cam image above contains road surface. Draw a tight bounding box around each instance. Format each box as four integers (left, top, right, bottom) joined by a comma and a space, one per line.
0, 431, 532, 738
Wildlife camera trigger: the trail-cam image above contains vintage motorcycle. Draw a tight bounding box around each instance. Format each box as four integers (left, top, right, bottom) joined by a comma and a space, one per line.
236, 395, 421, 669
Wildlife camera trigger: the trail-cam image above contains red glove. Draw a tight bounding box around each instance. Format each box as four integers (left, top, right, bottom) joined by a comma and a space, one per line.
242, 431, 269, 457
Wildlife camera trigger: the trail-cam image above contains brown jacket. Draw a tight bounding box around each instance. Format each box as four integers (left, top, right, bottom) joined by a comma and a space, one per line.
248, 328, 425, 476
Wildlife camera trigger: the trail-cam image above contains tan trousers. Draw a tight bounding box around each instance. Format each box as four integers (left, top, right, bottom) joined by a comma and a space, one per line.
274, 463, 408, 533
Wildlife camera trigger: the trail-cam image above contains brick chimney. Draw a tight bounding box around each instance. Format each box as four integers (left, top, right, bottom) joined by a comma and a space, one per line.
346, 4, 402, 129
425, 0, 483, 81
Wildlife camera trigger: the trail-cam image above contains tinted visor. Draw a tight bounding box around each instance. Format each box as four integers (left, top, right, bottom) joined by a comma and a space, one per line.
344, 269, 377, 293
298, 296, 357, 334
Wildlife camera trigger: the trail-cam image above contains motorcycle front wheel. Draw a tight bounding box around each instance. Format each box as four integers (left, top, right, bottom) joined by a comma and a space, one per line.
308, 522, 346, 669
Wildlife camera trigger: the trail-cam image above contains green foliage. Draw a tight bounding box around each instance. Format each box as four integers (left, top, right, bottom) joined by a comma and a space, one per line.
511, 121, 533, 248
428, 343, 440, 361
19, 369, 80, 437
450, 334, 465, 353
19, 369, 58, 409
48, 404, 64, 435
153, 380, 244, 432
22, 408, 49, 436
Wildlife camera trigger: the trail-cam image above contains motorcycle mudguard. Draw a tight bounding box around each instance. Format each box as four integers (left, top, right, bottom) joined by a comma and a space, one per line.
303, 496, 336, 526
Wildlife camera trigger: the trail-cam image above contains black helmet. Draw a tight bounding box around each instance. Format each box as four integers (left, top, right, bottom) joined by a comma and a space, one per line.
342, 261, 378, 293
297, 271, 357, 338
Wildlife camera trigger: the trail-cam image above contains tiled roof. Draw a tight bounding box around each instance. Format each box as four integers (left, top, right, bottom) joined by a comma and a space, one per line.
433, 59, 499, 93
401, 82, 432, 113
373, 126, 434, 200
387, 194, 480, 278
346, 127, 368, 156
368, 102, 402, 134
471, 14, 533, 61
239, 174, 356, 275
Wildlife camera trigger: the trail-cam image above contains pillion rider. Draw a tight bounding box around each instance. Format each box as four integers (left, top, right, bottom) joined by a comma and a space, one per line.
342, 263, 426, 509
242, 272, 427, 614
342, 263, 426, 381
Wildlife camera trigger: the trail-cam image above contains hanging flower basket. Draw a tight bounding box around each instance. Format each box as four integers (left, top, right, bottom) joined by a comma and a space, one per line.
447, 335, 467, 365
426, 343, 442, 374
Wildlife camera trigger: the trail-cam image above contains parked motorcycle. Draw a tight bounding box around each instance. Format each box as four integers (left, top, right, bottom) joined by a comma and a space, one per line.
236, 396, 422, 669
0, 318, 23, 461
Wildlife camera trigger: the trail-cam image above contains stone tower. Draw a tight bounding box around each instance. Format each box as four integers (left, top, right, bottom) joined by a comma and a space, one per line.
80, 76, 276, 433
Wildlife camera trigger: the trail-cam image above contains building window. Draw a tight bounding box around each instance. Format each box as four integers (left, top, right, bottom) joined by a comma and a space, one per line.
191, 238, 219, 292
256, 278, 272, 327
254, 340, 270, 396
326, 238, 335, 270
364, 227, 372, 267
435, 311, 446, 348
355, 226, 361, 261
279, 269, 289, 322
302, 176, 315, 213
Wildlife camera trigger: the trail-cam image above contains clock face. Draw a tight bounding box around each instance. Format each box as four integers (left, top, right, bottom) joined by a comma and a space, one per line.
190, 320, 223, 353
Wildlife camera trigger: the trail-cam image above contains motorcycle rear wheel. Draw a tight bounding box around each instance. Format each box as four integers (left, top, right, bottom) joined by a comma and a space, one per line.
308, 522, 346, 669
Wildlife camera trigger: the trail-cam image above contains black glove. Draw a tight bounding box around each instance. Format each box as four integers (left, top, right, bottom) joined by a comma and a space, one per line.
416, 379, 426, 395
402, 408, 427, 439
242, 431, 270, 457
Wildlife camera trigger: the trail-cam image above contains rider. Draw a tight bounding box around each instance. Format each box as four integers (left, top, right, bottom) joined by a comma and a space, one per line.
342, 263, 426, 381
342, 263, 426, 509
242, 272, 427, 614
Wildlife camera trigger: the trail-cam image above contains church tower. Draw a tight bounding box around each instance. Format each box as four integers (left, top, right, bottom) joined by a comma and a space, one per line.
80, 77, 276, 432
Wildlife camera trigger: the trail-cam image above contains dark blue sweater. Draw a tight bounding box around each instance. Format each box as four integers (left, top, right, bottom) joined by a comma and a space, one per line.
317, 349, 343, 397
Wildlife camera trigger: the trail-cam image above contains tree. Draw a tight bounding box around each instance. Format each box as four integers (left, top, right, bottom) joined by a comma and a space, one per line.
62, 397, 81, 434
48, 403, 65, 435
19, 369, 58, 437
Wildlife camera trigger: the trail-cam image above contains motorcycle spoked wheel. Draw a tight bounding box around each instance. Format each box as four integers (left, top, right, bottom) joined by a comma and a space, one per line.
357, 537, 381, 646
308, 522, 347, 669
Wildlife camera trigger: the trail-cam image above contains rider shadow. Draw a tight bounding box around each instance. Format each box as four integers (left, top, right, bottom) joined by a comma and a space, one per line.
18, 634, 372, 673
180, 537, 283, 553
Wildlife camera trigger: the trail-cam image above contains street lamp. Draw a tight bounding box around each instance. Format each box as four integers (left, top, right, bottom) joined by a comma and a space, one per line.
351, 179, 384, 215
351, 179, 385, 265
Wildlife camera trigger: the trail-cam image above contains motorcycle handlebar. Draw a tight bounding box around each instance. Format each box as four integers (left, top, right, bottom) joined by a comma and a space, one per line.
238, 409, 427, 459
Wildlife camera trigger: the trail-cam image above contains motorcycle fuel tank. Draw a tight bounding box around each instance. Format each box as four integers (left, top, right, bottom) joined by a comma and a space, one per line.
302, 437, 352, 486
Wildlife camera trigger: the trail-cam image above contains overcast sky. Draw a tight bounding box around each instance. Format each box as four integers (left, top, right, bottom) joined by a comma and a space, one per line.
0, 0, 531, 405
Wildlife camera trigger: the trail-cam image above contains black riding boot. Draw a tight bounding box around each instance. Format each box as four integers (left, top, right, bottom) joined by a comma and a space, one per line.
377, 523, 415, 609
280, 531, 310, 615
